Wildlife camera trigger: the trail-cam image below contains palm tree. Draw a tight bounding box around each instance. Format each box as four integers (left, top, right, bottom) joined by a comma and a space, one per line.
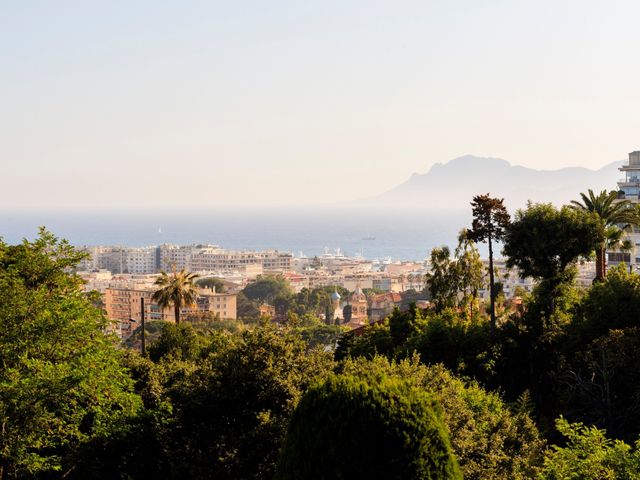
152, 269, 200, 324
571, 189, 636, 281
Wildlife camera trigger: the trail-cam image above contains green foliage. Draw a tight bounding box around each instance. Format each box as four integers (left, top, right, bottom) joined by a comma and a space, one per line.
426, 246, 459, 312
236, 291, 261, 321
404, 309, 495, 378
389, 304, 425, 345
426, 232, 485, 316
363, 287, 385, 296
504, 203, 599, 320
148, 322, 211, 362
196, 276, 226, 292
334, 319, 395, 361
570, 189, 637, 281
242, 274, 293, 304
297, 322, 348, 350
540, 417, 640, 479
0, 229, 142, 478
162, 323, 335, 479
539, 268, 640, 440
573, 265, 640, 341
292, 285, 350, 319
504, 203, 598, 285
276, 372, 461, 480
467, 194, 511, 330
337, 305, 495, 380
71, 407, 172, 480
455, 229, 485, 318
342, 303, 352, 322
339, 356, 545, 480
556, 328, 640, 441
11, 193, 640, 480
467, 194, 511, 245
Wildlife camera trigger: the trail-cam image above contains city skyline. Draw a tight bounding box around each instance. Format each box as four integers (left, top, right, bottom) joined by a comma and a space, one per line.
3, 1, 640, 208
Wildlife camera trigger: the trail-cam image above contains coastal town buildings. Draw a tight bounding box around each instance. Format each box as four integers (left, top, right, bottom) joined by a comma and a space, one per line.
104, 284, 237, 338
78, 270, 238, 338
77, 240, 581, 337
78, 244, 292, 276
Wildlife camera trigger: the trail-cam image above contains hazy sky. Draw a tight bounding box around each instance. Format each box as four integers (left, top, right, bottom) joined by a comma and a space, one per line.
2, 0, 639, 208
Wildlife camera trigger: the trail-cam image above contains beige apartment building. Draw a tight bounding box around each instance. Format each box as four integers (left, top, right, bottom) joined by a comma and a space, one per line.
258, 250, 293, 272
187, 247, 291, 274
105, 286, 237, 338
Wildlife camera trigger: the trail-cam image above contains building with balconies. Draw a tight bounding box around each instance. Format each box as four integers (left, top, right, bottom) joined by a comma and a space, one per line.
104, 286, 237, 338
611, 151, 640, 270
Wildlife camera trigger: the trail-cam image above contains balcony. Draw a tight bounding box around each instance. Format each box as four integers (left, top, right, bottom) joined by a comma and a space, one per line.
619, 178, 640, 184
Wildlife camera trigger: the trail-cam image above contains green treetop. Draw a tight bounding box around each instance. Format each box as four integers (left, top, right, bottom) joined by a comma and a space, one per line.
0, 228, 141, 478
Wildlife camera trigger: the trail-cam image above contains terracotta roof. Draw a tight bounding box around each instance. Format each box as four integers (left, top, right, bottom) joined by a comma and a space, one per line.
370, 292, 402, 303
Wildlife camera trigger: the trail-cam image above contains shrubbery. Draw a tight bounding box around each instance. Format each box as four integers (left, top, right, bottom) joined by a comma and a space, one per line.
277, 373, 461, 480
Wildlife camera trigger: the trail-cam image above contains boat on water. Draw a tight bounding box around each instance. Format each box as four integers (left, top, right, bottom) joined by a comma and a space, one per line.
362, 236, 376, 241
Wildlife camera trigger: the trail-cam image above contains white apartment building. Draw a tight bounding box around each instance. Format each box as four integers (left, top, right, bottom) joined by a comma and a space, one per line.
78, 246, 128, 273
78, 244, 292, 275
158, 244, 196, 271
610, 151, 640, 270
189, 247, 261, 272
126, 247, 158, 274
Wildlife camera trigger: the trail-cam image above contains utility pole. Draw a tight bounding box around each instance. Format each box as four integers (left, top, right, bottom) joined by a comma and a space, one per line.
140, 297, 146, 357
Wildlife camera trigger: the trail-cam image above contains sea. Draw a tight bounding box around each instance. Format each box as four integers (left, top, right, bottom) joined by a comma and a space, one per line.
0, 207, 476, 261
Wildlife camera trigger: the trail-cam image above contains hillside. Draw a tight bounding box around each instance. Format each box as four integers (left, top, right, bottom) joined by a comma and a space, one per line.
362, 155, 623, 210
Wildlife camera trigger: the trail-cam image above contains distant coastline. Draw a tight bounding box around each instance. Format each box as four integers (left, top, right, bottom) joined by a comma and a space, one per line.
0, 206, 472, 261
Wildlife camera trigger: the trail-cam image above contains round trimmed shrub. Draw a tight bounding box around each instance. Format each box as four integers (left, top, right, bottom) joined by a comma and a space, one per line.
276, 374, 461, 480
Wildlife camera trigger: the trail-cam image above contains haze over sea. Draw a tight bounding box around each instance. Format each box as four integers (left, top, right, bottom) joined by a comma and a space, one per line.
0, 207, 472, 261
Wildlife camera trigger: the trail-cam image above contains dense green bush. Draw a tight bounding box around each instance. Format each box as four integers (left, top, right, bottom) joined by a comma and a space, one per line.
336, 307, 495, 381
148, 322, 211, 362
163, 324, 335, 479
340, 356, 545, 480
571, 264, 640, 344
540, 417, 640, 479
276, 373, 461, 480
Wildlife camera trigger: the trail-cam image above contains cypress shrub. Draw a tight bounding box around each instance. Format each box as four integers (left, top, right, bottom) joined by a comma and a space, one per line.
276, 374, 461, 480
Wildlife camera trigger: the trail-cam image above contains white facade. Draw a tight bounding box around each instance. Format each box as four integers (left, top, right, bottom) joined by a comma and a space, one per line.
78, 243, 292, 275
126, 247, 158, 274
158, 244, 194, 271
611, 151, 640, 271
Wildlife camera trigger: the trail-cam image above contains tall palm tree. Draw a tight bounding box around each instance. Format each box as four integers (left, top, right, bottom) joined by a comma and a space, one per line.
571, 189, 635, 281
152, 269, 200, 324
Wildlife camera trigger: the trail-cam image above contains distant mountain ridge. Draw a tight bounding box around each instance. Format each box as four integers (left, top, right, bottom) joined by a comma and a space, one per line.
362, 155, 623, 210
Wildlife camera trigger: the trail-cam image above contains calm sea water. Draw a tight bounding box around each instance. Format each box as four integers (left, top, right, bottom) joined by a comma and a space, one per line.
0, 207, 474, 261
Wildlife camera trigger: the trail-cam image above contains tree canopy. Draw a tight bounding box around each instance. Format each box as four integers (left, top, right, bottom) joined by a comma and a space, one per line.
276, 372, 461, 480
0, 229, 141, 478
242, 274, 293, 304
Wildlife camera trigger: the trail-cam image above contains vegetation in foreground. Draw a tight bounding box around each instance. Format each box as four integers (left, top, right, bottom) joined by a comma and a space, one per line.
3, 188, 640, 479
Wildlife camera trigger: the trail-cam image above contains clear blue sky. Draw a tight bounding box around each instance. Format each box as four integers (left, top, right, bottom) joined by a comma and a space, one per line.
2, 0, 639, 208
